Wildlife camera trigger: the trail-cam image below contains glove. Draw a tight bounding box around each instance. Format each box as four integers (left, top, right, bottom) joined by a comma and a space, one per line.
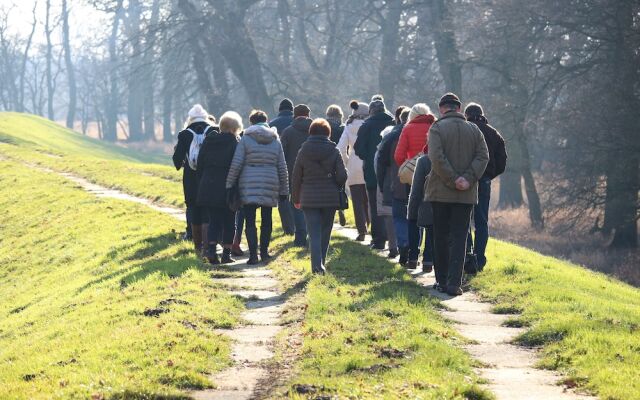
279, 195, 289, 202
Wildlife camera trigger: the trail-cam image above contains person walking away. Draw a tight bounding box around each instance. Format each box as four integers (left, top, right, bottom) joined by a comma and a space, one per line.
464, 103, 507, 270
354, 97, 394, 250
337, 101, 370, 241
408, 151, 436, 282
270, 98, 296, 235
376, 106, 410, 261
196, 111, 243, 265
226, 110, 289, 265
326, 104, 347, 227
291, 119, 348, 274
172, 104, 217, 256
426, 93, 489, 296
281, 104, 312, 247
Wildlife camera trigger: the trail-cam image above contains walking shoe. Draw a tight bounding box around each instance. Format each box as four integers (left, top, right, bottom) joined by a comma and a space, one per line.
446, 286, 463, 296
260, 251, 272, 262
399, 247, 409, 265
338, 210, 347, 227
355, 233, 366, 242
206, 248, 220, 265
247, 255, 260, 265
433, 282, 444, 292
220, 249, 235, 264
231, 243, 244, 257
406, 260, 418, 269
387, 248, 399, 259
422, 261, 433, 273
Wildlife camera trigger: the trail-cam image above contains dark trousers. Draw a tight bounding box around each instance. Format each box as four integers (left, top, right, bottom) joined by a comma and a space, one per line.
244, 205, 273, 255
350, 184, 369, 235
367, 187, 387, 246
303, 208, 336, 273
189, 205, 209, 225
467, 179, 491, 267
278, 198, 295, 235
408, 221, 434, 263
207, 207, 236, 245
290, 200, 308, 245
234, 209, 245, 244
431, 202, 473, 289
186, 206, 193, 234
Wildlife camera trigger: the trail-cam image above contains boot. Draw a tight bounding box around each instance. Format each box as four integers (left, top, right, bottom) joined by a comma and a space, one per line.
399, 247, 409, 266
338, 210, 347, 227
247, 248, 260, 265
260, 248, 272, 263
221, 247, 235, 264
206, 243, 219, 265
191, 224, 203, 256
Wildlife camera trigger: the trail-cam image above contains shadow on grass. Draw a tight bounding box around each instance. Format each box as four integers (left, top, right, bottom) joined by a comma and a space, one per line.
76, 233, 207, 293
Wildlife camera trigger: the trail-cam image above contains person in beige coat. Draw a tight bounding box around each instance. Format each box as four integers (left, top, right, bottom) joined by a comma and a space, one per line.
426, 93, 489, 296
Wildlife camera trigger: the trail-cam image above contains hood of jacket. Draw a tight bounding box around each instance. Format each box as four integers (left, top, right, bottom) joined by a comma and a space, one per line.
245, 123, 278, 144
291, 117, 312, 134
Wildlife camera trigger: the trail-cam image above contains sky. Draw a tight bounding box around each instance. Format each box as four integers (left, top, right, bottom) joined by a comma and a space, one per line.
4, 0, 105, 48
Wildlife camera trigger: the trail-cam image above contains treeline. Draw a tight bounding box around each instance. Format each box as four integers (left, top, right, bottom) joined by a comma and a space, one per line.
0, 0, 638, 248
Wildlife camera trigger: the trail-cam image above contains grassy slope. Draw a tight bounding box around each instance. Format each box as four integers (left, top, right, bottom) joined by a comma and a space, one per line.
0, 160, 244, 399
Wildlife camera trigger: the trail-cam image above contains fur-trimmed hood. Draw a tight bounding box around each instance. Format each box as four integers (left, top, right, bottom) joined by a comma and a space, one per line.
245, 123, 278, 144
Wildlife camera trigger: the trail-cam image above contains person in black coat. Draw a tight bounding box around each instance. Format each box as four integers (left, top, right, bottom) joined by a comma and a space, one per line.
269, 98, 296, 236
354, 97, 394, 249
196, 111, 242, 265
172, 104, 217, 255
464, 103, 508, 270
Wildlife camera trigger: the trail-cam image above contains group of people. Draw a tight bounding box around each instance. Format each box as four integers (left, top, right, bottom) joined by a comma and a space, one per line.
172, 92, 506, 296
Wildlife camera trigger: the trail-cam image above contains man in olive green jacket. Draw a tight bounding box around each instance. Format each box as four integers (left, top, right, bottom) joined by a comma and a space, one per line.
426, 93, 489, 296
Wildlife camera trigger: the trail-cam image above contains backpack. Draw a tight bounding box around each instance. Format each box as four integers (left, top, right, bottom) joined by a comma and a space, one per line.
186, 125, 212, 170
398, 153, 422, 184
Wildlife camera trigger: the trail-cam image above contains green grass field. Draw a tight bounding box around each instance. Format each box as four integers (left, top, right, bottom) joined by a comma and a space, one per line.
1, 112, 639, 400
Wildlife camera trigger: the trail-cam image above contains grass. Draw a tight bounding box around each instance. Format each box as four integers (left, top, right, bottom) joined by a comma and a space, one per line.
471, 240, 640, 400
0, 160, 244, 399
266, 235, 493, 399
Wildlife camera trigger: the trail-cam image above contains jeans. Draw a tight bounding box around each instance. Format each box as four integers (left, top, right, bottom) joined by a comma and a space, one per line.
467, 179, 491, 267
392, 199, 409, 248
290, 200, 308, 245
432, 202, 473, 289
234, 209, 245, 244
244, 205, 273, 255
303, 208, 336, 273
384, 216, 397, 251
367, 188, 387, 246
349, 184, 369, 235
278, 198, 295, 235
207, 207, 236, 245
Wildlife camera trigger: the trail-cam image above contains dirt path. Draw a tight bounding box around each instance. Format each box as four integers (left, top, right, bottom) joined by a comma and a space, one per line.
333, 225, 596, 400
38, 168, 288, 400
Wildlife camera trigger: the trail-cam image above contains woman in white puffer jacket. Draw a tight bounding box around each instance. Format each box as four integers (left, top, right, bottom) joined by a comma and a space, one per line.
337, 101, 370, 241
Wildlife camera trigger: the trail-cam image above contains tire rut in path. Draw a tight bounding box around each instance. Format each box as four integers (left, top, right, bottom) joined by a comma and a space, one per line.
39, 168, 289, 400
333, 225, 596, 400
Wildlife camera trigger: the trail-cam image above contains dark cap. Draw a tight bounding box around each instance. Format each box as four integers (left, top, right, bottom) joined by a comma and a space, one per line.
279, 98, 294, 111
294, 104, 311, 117
464, 102, 484, 117
439, 92, 461, 107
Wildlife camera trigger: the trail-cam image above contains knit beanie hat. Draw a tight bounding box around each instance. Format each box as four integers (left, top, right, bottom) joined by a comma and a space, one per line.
408, 103, 432, 122
464, 102, 484, 117
188, 104, 208, 120
369, 99, 386, 115
279, 98, 294, 112
294, 104, 311, 117
439, 92, 461, 107
371, 94, 384, 102
349, 100, 369, 118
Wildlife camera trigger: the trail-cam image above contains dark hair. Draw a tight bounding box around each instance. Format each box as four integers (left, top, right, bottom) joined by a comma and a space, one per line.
249, 109, 268, 124
309, 118, 332, 137
400, 110, 410, 124
207, 115, 217, 124
395, 106, 409, 124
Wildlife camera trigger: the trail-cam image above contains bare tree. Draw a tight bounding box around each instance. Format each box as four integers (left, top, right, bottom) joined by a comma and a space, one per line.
61, 0, 76, 128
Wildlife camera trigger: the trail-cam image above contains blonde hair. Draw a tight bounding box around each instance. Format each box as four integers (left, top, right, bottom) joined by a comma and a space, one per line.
408, 103, 432, 122
219, 111, 244, 135
325, 104, 344, 122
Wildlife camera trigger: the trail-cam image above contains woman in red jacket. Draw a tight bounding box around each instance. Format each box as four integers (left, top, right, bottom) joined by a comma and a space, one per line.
394, 103, 436, 166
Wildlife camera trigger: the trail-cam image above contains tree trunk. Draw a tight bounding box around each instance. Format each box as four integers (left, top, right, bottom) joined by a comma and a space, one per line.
426, 0, 462, 96
105, 0, 124, 142
62, 0, 76, 129
45, 0, 55, 120
18, 2, 38, 113
126, 0, 144, 141
378, 0, 403, 106
143, 0, 161, 140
